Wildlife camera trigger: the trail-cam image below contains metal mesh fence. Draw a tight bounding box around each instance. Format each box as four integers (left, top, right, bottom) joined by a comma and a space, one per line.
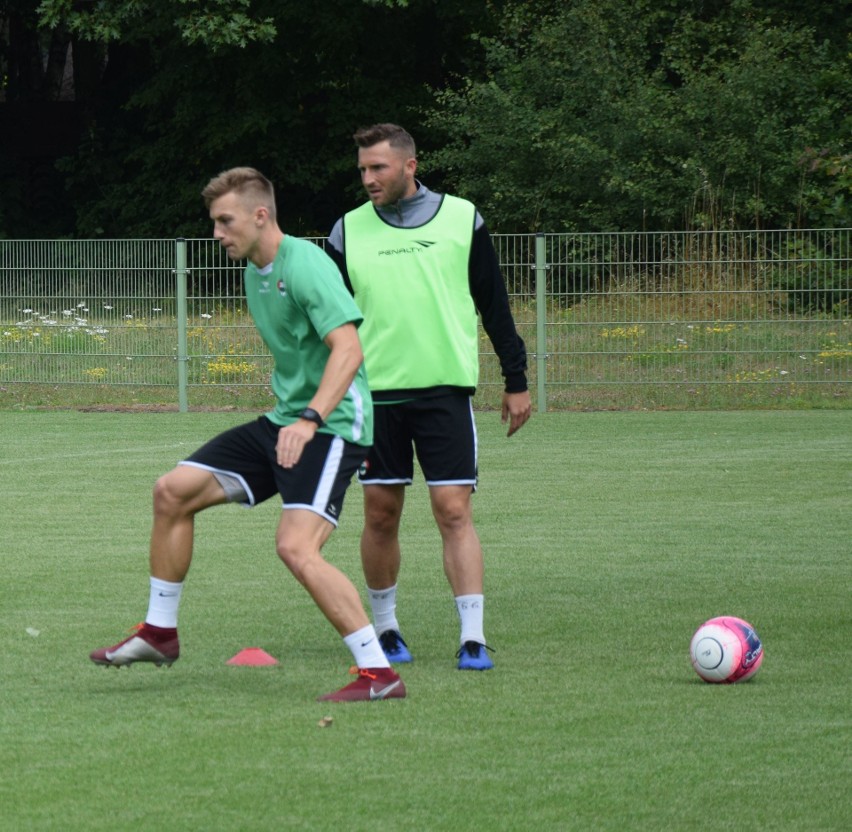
492, 229, 850, 408
183, 238, 270, 390
1, 230, 849, 410
0, 239, 178, 387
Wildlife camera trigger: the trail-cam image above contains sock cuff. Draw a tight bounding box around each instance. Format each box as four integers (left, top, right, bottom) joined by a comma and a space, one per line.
343, 624, 390, 669
150, 577, 183, 593
343, 624, 376, 649
367, 584, 398, 599
454, 593, 484, 605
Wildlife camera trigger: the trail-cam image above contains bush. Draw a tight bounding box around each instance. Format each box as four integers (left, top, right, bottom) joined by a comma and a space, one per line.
772, 234, 851, 314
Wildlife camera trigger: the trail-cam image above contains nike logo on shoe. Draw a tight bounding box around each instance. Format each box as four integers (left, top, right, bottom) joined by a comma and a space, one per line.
369, 680, 402, 700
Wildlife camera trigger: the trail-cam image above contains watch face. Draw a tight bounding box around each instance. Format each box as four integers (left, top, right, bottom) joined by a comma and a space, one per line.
302, 408, 323, 426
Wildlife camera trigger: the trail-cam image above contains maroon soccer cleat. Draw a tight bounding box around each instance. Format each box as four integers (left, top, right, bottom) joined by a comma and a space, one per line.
317, 666, 406, 702
90, 623, 180, 667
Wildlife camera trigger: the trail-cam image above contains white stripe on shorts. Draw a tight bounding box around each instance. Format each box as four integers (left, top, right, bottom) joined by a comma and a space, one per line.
284, 435, 345, 526
348, 381, 366, 443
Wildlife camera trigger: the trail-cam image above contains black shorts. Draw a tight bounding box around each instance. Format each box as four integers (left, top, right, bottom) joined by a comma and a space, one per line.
357, 394, 478, 488
181, 416, 367, 526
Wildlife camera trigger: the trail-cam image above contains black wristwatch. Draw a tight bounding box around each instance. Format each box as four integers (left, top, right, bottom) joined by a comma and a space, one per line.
298, 407, 325, 428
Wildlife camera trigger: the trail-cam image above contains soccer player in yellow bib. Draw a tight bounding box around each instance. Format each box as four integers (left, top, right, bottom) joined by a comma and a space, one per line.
328, 125, 532, 670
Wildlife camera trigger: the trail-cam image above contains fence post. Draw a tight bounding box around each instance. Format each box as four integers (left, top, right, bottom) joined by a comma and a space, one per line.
534, 233, 547, 413
175, 238, 189, 413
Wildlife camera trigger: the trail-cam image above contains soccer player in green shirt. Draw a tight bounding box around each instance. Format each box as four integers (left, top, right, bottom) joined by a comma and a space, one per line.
90, 168, 405, 703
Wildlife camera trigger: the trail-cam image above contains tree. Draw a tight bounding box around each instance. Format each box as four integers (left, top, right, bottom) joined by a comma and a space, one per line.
2, 0, 503, 237
425, 0, 851, 231
3, 0, 849, 237
36, 0, 277, 50
0, 0, 79, 235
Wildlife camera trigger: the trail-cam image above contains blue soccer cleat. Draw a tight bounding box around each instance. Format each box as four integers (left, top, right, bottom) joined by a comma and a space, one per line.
378, 629, 413, 663
456, 640, 494, 671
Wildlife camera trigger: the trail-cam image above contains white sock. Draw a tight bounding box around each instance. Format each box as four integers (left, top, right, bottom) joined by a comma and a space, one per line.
146, 577, 183, 628
367, 584, 400, 636
344, 624, 390, 669
455, 594, 485, 646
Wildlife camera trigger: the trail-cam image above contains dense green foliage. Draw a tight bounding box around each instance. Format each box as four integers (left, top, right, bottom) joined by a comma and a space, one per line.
0, 0, 849, 236
4, 0, 499, 236
427, 0, 851, 231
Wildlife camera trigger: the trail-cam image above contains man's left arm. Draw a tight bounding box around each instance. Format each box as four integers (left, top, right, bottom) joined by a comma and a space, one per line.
468, 222, 532, 436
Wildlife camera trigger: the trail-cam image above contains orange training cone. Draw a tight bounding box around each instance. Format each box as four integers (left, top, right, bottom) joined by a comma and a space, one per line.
227, 648, 279, 666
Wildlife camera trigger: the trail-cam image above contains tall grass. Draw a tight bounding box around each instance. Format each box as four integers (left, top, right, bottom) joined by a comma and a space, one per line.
0, 302, 848, 411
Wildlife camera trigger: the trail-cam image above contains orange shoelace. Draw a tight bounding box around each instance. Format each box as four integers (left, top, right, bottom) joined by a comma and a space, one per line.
347, 666, 379, 680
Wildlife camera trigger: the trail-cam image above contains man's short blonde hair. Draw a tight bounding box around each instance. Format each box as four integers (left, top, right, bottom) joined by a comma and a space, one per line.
202, 167, 276, 218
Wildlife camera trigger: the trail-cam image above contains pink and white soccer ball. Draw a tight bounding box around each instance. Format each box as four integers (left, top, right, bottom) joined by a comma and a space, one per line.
689, 616, 764, 683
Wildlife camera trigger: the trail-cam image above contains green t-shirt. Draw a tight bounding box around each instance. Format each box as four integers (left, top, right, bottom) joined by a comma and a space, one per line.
244, 235, 372, 446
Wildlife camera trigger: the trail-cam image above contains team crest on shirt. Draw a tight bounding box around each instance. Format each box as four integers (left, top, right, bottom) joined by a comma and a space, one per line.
277, 278, 287, 297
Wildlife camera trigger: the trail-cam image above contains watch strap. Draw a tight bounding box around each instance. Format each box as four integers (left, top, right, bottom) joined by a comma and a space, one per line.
298, 407, 325, 428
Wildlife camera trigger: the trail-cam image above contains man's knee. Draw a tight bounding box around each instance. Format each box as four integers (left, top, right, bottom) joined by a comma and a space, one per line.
152, 467, 219, 518
152, 472, 185, 516
276, 536, 315, 584
364, 488, 404, 536
431, 491, 474, 535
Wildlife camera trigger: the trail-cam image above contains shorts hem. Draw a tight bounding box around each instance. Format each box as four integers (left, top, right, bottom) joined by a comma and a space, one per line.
178, 460, 255, 506
282, 502, 340, 527
425, 478, 477, 487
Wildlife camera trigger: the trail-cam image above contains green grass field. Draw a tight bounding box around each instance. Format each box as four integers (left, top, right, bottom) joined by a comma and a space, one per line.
1, 410, 850, 830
